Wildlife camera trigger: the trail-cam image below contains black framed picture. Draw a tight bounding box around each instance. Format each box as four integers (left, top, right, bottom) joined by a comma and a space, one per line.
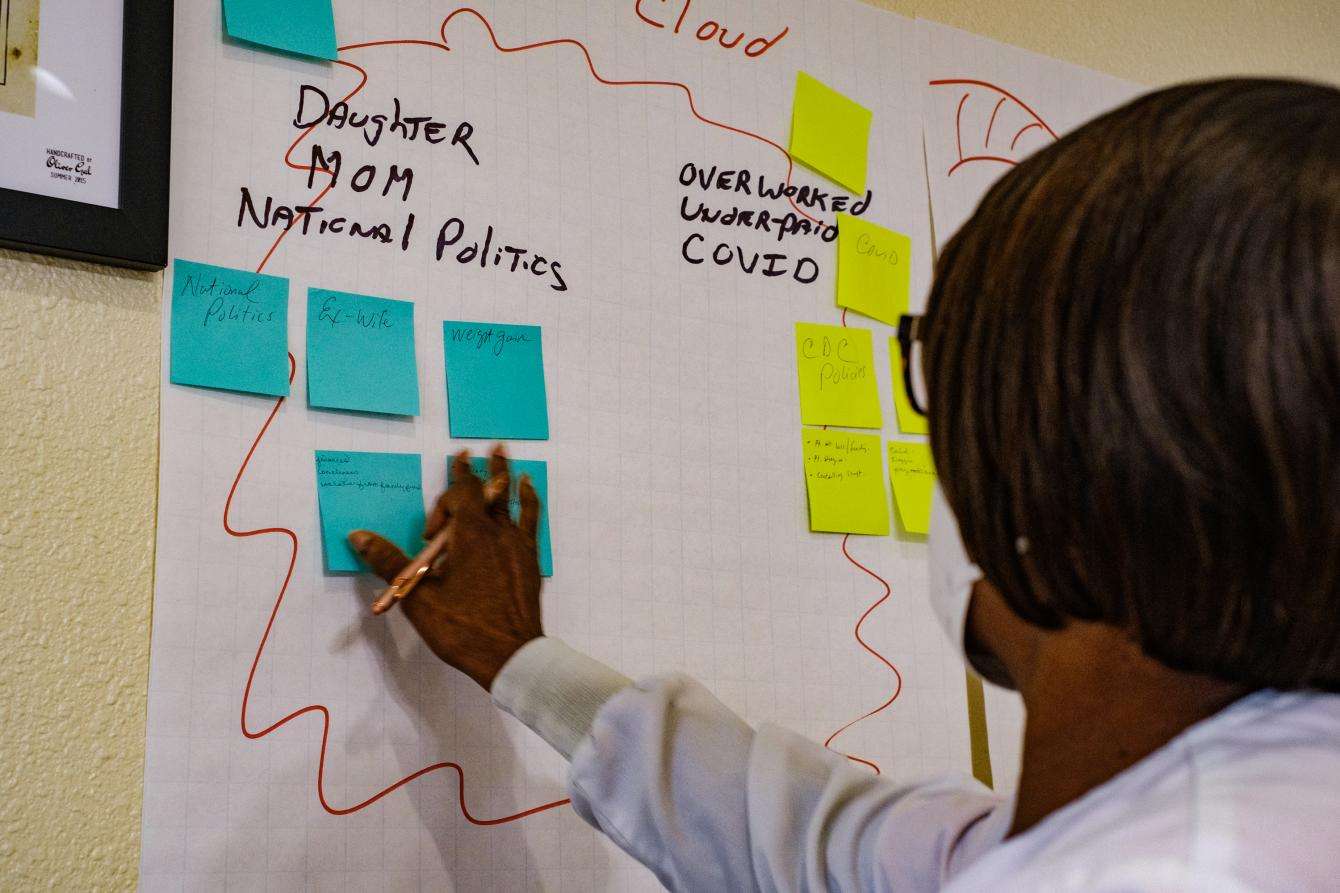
0, 0, 171, 270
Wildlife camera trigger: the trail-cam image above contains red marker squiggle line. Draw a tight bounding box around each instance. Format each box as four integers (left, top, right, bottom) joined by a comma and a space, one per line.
823, 534, 903, 775
232, 37, 568, 823
441, 6, 825, 226
820, 308, 903, 774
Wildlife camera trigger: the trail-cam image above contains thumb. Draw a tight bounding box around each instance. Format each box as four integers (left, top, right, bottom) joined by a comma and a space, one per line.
348, 530, 411, 583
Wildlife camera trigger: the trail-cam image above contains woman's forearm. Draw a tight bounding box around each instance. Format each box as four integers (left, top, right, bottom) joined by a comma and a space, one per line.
491, 637, 1009, 891
491, 636, 633, 758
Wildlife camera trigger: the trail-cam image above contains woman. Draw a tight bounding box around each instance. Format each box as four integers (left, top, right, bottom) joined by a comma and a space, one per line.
349, 79, 1340, 890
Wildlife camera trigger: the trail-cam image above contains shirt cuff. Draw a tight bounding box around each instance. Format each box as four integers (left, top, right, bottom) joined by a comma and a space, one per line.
490, 636, 632, 760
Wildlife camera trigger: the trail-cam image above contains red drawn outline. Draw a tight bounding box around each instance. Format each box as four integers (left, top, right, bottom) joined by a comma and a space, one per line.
441, 7, 823, 226
229, 7, 841, 824
929, 78, 1056, 177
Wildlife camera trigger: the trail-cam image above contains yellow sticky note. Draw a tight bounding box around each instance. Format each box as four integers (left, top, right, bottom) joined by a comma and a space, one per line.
887, 441, 935, 535
837, 214, 911, 326
802, 429, 889, 535
889, 336, 929, 435
789, 71, 873, 195
795, 323, 882, 428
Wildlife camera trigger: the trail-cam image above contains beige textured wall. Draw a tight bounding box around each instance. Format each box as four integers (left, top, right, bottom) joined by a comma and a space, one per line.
0, 250, 161, 889
867, 0, 1340, 85
1, 2, 1336, 888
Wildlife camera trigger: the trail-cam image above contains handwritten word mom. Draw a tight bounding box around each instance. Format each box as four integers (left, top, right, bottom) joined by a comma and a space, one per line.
801, 334, 869, 389
634, 0, 787, 58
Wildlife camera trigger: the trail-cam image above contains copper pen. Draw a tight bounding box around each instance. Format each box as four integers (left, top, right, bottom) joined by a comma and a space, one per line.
370, 526, 451, 615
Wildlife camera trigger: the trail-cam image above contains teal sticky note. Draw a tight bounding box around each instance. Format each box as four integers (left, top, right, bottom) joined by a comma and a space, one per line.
442, 322, 549, 440
306, 289, 420, 416
170, 259, 290, 398
454, 457, 553, 577
315, 450, 424, 573
222, 0, 337, 62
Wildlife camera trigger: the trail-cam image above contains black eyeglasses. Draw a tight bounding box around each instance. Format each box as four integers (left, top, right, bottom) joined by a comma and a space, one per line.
896, 313, 928, 417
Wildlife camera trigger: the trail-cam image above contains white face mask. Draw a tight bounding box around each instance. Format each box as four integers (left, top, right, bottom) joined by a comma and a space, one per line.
928, 482, 983, 660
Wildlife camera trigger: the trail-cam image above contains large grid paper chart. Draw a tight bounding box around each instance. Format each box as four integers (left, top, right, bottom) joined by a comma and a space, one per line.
915, 20, 1142, 797
144, 1, 970, 889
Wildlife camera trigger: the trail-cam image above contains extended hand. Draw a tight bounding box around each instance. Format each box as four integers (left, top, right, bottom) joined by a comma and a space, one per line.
348, 446, 543, 691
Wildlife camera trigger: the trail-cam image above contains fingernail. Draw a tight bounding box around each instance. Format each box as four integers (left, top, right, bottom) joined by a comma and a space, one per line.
348, 531, 369, 551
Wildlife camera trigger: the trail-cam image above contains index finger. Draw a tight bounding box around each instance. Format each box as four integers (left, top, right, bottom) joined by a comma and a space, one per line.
488, 443, 509, 481
425, 449, 484, 537
485, 444, 511, 520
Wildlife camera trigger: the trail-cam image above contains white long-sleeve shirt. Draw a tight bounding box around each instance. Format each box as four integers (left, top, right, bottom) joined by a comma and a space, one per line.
490, 637, 1340, 891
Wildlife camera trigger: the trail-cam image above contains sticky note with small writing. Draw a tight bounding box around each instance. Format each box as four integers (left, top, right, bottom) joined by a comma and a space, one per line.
315, 451, 424, 573
789, 71, 873, 195
222, 0, 337, 62
801, 429, 889, 535
795, 322, 882, 428
170, 258, 290, 398
451, 457, 553, 577
887, 440, 935, 535
307, 289, 419, 416
443, 321, 549, 439
837, 214, 911, 326
889, 336, 929, 435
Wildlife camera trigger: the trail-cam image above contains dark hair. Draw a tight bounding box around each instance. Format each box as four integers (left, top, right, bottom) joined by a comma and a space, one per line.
924, 79, 1340, 690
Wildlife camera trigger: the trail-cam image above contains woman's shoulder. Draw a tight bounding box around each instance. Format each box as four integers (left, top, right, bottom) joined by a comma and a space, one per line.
947, 690, 1340, 892
1184, 688, 1340, 785
1179, 690, 1340, 889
